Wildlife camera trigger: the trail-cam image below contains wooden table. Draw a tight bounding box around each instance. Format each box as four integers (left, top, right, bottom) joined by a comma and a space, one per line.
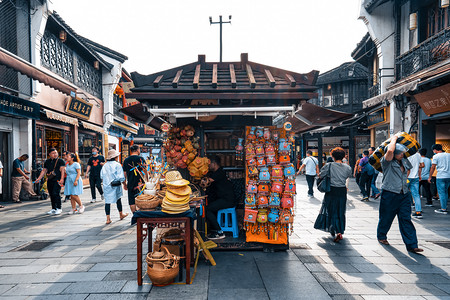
136, 216, 194, 285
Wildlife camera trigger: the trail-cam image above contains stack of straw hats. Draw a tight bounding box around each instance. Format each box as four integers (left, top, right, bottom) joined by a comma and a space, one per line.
161, 170, 192, 214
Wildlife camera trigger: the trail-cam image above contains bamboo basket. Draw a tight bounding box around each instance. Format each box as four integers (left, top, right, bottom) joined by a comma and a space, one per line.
135, 195, 162, 210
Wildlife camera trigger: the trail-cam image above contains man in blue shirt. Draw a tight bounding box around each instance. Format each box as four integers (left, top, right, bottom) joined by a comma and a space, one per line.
418, 148, 432, 207
428, 144, 450, 214
359, 150, 375, 201
11, 154, 37, 203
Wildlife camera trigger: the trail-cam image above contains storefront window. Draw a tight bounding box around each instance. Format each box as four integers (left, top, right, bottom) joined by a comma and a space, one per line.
78, 131, 100, 175
375, 125, 390, 148
355, 135, 371, 158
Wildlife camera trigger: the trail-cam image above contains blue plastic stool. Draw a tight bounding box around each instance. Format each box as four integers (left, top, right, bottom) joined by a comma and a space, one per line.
217, 207, 239, 238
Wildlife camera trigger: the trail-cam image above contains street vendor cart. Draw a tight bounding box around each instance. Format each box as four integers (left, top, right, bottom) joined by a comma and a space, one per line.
122, 53, 319, 251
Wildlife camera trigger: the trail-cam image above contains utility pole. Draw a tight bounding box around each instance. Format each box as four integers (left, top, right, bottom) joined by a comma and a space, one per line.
209, 15, 231, 62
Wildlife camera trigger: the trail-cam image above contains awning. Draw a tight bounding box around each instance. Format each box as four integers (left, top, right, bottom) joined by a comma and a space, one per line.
112, 120, 138, 135
289, 102, 353, 133
0, 91, 40, 119
44, 109, 78, 126
413, 82, 450, 116
147, 106, 294, 118
0, 47, 76, 96
362, 80, 419, 108
81, 121, 105, 134
120, 103, 150, 123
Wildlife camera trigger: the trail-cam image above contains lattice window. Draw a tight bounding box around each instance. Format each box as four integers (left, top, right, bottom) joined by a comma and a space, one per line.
40, 32, 74, 82
427, 3, 449, 38
75, 56, 102, 98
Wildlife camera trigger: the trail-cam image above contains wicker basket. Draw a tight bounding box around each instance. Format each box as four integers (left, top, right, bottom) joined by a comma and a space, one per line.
146, 246, 180, 285
135, 195, 162, 210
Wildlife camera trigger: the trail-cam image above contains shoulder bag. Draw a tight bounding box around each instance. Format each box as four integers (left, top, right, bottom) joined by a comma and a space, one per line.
46, 159, 59, 181
317, 163, 331, 193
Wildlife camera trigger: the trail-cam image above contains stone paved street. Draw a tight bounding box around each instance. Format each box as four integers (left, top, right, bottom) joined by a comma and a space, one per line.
0, 177, 449, 299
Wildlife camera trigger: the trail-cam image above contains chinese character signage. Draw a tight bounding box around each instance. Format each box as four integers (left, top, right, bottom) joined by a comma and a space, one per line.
413, 83, 450, 116
65, 97, 93, 120
367, 108, 386, 128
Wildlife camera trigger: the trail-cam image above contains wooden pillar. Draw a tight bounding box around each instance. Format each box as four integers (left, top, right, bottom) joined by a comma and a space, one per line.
72, 124, 79, 154
318, 134, 323, 168
349, 127, 356, 172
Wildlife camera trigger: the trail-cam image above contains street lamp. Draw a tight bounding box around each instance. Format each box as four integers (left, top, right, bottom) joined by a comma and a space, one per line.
209, 15, 232, 62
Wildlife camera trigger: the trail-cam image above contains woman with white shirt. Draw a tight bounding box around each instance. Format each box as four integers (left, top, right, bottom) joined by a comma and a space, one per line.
100, 149, 128, 224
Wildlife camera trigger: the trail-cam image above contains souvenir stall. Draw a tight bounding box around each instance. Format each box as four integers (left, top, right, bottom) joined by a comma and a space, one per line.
122, 53, 319, 251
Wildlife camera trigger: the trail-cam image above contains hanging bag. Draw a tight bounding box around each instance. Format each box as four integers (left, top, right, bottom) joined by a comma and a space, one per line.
317, 163, 332, 193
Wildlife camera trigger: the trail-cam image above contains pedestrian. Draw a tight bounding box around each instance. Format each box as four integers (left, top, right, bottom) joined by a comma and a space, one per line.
326, 156, 334, 163
407, 151, 424, 218
296, 150, 319, 197
428, 144, 449, 214
85, 146, 105, 203
64, 153, 85, 215
322, 152, 327, 164
35, 148, 66, 215
204, 156, 235, 240
11, 154, 37, 203
354, 153, 363, 186
123, 145, 148, 213
62, 151, 70, 203
418, 148, 433, 207
358, 150, 374, 201
377, 135, 423, 253
313, 147, 352, 242
0, 152, 3, 208
368, 147, 381, 199
100, 149, 128, 224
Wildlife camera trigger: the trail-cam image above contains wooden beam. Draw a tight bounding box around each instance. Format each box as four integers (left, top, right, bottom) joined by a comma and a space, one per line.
172, 69, 183, 88
193, 64, 201, 89
153, 75, 163, 88
229, 64, 237, 88
264, 69, 276, 87
285, 74, 296, 87
212, 64, 218, 88
246, 64, 256, 88
126, 91, 318, 101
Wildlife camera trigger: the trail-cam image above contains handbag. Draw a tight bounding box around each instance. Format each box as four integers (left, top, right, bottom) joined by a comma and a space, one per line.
110, 180, 122, 187
244, 208, 258, 223
317, 163, 332, 193
46, 159, 59, 180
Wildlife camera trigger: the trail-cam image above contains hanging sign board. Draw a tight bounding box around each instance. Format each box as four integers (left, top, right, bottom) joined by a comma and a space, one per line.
65, 97, 93, 120
413, 82, 450, 116
367, 108, 386, 128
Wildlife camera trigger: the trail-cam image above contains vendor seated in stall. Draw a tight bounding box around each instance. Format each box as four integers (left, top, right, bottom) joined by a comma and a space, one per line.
202, 156, 236, 240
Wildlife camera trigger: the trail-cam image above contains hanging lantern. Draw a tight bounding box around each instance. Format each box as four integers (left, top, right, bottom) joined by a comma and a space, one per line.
59, 30, 67, 42
441, 0, 449, 8
93, 61, 99, 70
409, 13, 418, 30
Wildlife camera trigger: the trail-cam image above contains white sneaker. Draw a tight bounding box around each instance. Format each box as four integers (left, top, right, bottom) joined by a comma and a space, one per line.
78, 206, 85, 214
101, 195, 105, 201
54, 209, 62, 215
90, 199, 96, 203
47, 209, 56, 215
67, 210, 77, 215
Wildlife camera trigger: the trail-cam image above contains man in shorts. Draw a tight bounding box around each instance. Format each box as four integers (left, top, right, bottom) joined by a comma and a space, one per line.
123, 145, 148, 213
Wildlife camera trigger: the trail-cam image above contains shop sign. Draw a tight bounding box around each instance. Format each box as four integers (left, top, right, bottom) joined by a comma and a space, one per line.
283, 122, 292, 131
0, 92, 40, 119
367, 108, 386, 127
65, 97, 93, 120
144, 142, 162, 147
161, 123, 171, 132
413, 82, 450, 116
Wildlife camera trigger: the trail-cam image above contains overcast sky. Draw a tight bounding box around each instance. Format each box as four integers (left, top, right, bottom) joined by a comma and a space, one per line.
51, 0, 367, 76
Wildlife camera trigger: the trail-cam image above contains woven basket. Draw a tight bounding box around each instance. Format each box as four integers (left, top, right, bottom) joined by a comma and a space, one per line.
135, 195, 162, 210
146, 246, 180, 285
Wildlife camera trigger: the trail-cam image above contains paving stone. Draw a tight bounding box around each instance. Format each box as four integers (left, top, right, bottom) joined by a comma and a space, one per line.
54, 271, 108, 282
361, 296, 425, 300
390, 273, 450, 284
208, 288, 269, 300
28, 295, 89, 300
378, 283, 448, 296
76, 255, 124, 264
3, 283, 71, 296
0, 265, 47, 274
103, 270, 140, 281
89, 262, 136, 272
209, 261, 264, 289
338, 272, 400, 283
351, 263, 411, 273
0, 259, 36, 266
313, 272, 346, 283
400, 264, 448, 274
305, 263, 360, 273
62, 280, 127, 294
433, 284, 450, 294
120, 281, 152, 293
0, 284, 14, 294
87, 294, 147, 300
39, 264, 94, 273
321, 282, 387, 295
331, 296, 364, 300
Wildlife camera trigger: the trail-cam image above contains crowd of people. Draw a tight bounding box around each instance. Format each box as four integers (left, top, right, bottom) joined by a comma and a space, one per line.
2, 145, 148, 224
298, 141, 449, 253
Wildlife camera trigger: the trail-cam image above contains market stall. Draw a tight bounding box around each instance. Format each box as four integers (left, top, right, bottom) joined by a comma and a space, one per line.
122, 53, 319, 250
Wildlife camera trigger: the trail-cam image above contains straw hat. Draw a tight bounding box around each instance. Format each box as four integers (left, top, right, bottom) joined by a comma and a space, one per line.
161, 199, 190, 214
167, 185, 192, 196
165, 191, 190, 203
165, 170, 190, 187
107, 149, 121, 160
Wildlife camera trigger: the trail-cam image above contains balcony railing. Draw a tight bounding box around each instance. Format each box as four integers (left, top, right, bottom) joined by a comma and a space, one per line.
396, 27, 450, 81
368, 71, 381, 98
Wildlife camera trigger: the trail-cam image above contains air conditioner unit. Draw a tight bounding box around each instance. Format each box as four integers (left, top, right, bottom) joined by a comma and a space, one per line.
323, 96, 332, 107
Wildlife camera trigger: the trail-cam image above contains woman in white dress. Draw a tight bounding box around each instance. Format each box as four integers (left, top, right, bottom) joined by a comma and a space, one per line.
100, 149, 128, 224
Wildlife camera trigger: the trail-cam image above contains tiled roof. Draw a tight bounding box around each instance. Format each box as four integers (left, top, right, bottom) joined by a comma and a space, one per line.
316, 62, 368, 85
